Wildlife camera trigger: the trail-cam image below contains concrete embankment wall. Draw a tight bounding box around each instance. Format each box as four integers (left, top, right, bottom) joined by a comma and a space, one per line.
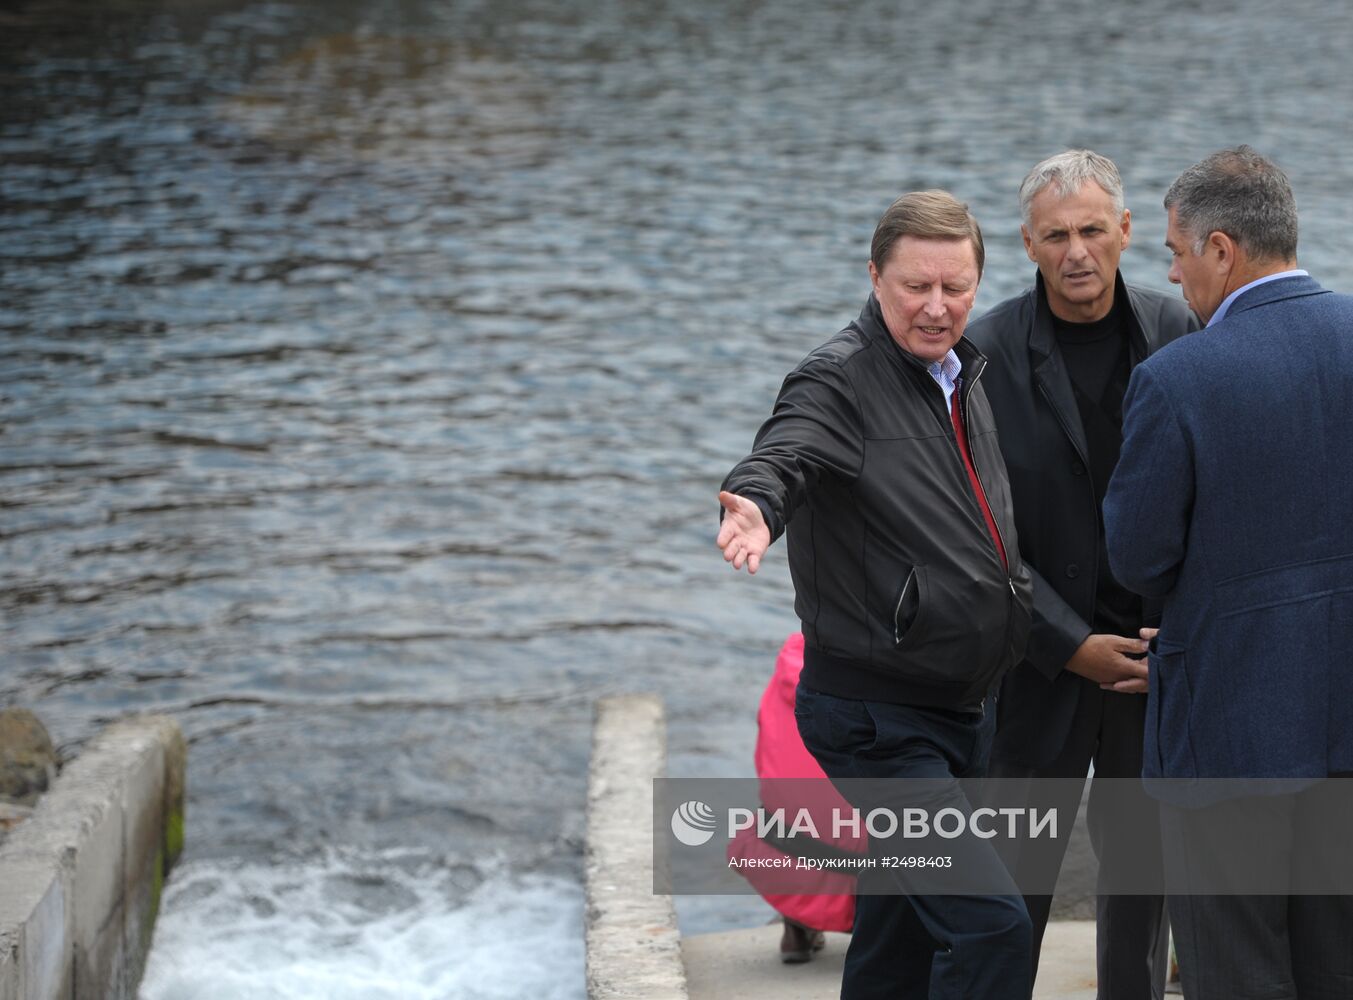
584, 694, 688, 1000
0, 715, 185, 1000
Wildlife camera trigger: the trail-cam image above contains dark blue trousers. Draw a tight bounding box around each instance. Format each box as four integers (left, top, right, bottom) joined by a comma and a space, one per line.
795, 683, 1032, 1000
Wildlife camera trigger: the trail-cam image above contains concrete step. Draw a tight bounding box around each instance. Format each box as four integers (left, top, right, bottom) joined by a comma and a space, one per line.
682, 919, 1098, 1000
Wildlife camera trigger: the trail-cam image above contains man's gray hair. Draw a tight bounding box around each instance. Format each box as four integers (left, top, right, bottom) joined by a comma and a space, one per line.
1164, 146, 1298, 262
1019, 149, 1125, 226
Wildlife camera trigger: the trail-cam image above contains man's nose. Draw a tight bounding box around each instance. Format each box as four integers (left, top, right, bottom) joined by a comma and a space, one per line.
925, 290, 946, 315
1167, 259, 1182, 285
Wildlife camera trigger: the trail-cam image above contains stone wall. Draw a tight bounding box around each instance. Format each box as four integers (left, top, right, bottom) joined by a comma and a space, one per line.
0, 715, 185, 1000
584, 694, 688, 1000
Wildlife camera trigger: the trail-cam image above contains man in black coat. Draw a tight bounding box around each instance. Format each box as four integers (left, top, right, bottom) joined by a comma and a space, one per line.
965, 150, 1197, 999
718, 190, 1034, 1000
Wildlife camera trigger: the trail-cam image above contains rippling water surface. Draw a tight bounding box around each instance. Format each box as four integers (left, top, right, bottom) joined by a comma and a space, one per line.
4, 0, 1353, 995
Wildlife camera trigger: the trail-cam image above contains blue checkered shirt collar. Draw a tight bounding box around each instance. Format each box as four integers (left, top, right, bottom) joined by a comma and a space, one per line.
927, 349, 962, 412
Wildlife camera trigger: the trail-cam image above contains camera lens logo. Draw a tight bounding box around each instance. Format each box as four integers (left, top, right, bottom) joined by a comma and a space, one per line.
670, 800, 717, 846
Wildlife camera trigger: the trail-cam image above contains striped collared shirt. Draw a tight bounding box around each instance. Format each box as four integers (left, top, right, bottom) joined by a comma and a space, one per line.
927, 349, 963, 412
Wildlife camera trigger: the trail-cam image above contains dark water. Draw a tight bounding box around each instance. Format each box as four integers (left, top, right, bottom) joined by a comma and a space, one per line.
4, 0, 1353, 994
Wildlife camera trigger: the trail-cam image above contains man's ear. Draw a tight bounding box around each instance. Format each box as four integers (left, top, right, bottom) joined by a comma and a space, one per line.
1021, 225, 1036, 262
868, 259, 881, 292
1208, 230, 1238, 272
1119, 209, 1132, 250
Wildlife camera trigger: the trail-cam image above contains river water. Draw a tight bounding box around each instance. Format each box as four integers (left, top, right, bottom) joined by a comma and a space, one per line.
3, 0, 1352, 996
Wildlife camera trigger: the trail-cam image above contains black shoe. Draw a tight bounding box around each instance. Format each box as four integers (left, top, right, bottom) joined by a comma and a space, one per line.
779, 917, 826, 964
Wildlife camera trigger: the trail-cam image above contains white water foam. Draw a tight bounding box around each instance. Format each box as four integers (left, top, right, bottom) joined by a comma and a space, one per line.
139, 852, 584, 1000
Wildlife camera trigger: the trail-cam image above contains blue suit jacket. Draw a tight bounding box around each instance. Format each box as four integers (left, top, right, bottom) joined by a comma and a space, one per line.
1104, 275, 1353, 800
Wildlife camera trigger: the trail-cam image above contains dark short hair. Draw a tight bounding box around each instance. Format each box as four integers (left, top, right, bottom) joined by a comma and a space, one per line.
871, 190, 984, 278
1164, 146, 1298, 262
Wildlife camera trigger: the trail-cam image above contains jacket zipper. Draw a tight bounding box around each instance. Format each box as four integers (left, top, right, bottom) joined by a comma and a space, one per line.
892, 567, 919, 646
958, 359, 1019, 711
958, 358, 1012, 578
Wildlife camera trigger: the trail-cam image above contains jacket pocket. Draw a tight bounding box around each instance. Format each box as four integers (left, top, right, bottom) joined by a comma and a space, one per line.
1216, 588, 1331, 776
892, 565, 929, 648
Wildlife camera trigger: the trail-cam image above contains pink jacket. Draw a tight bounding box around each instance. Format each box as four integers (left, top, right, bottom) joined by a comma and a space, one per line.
726, 633, 858, 932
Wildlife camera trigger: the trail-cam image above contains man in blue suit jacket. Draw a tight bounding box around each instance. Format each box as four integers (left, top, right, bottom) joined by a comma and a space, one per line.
1104, 146, 1353, 1000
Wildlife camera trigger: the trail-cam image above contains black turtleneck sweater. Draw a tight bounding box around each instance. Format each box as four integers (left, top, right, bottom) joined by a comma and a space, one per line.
1052, 296, 1142, 638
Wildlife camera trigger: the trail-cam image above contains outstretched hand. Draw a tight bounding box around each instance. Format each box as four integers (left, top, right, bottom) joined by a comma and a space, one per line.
716, 491, 771, 574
